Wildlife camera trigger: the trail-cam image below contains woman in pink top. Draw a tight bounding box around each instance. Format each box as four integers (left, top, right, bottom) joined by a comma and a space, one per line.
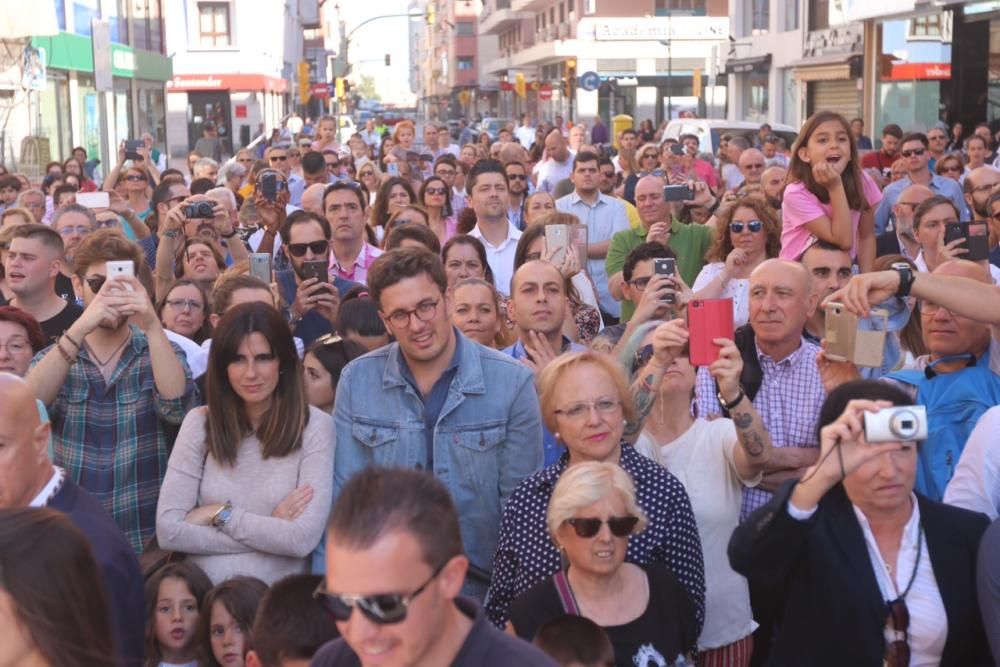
419, 175, 458, 243
780, 111, 881, 272
310, 115, 339, 154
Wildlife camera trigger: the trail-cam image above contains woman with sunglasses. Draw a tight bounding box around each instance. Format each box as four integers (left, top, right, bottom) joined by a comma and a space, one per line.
691, 198, 781, 327
621, 318, 772, 664
356, 163, 381, 206
486, 351, 705, 640
507, 461, 697, 665
623, 144, 661, 205
730, 379, 990, 666
419, 176, 457, 243
935, 153, 966, 183
157, 301, 334, 585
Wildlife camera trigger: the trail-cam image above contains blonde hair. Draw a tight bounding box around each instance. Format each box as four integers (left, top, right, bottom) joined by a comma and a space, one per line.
546, 461, 648, 541
537, 351, 637, 435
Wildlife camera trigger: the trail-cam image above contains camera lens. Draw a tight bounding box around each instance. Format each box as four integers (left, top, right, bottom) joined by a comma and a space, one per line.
888, 410, 919, 440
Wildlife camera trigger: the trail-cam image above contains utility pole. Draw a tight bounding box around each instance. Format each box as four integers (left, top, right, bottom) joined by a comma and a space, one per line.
659, 13, 673, 123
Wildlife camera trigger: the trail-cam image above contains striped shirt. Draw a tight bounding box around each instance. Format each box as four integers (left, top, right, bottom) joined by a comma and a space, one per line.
35, 327, 195, 552
696, 337, 825, 521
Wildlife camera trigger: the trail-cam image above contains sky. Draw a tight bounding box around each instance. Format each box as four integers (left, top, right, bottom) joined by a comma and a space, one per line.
336, 0, 416, 104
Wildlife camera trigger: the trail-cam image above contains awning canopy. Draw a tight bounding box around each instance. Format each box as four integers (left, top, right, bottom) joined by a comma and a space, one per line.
792, 53, 862, 81
724, 54, 771, 74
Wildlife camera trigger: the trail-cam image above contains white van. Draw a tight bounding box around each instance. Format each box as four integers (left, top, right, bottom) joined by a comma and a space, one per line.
661, 119, 798, 157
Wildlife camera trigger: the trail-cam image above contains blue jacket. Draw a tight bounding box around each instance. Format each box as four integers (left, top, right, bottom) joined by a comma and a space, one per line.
275, 269, 359, 347
328, 332, 543, 596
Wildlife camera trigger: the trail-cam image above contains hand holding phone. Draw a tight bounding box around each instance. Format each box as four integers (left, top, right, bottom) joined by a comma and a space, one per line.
653, 258, 676, 304
105, 260, 135, 292
688, 298, 735, 367
663, 185, 694, 202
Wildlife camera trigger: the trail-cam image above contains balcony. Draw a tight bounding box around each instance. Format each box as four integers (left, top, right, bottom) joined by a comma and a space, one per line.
511, 0, 555, 11
479, 7, 533, 36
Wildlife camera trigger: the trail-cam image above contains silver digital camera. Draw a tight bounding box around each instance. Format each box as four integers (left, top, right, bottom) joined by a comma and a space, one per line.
863, 406, 928, 443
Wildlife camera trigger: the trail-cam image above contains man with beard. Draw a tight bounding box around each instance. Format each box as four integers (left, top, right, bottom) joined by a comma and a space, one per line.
534, 130, 573, 195
598, 156, 641, 229
876, 184, 933, 259
25, 229, 195, 552
504, 161, 530, 230
761, 166, 786, 212
963, 166, 1000, 230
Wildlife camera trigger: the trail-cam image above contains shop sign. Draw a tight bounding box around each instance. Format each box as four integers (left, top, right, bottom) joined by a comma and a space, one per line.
886, 62, 952, 80
166, 74, 289, 93
582, 17, 728, 42
30, 31, 172, 82
803, 25, 864, 59
112, 49, 136, 73
311, 83, 330, 99
235, 105, 247, 118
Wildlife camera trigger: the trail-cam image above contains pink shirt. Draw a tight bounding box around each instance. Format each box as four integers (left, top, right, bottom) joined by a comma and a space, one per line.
329, 242, 383, 285
692, 159, 718, 189
779, 171, 882, 260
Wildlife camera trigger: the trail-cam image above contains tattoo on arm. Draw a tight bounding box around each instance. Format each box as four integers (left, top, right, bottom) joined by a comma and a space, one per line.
624, 374, 657, 437
731, 409, 765, 457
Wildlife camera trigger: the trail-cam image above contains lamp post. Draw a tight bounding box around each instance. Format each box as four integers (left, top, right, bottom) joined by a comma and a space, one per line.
659, 13, 673, 122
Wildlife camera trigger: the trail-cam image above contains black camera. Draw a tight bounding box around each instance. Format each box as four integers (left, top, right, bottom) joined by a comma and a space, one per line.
184, 201, 215, 219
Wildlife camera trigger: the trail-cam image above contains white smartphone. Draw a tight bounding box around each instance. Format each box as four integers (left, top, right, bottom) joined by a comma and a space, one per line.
249, 253, 272, 284
105, 260, 135, 291
77, 192, 110, 209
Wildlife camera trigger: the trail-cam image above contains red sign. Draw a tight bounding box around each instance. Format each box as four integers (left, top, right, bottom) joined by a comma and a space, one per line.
166, 74, 289, 93
311, 83, 330, 99
539, 84, 553, 101
500, 81, 513, 92
234, 105, 247, 118
886, 63, 951, 81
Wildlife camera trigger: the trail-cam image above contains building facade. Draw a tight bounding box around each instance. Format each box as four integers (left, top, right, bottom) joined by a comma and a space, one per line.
480, 0, 729, 127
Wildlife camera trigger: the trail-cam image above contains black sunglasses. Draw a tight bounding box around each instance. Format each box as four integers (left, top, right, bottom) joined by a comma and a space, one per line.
84, 275, 107, 293
312, 561, 446, 625
884, 598, 910, 666
730, 220, 763, 233
287, 241, 329, 257
565, 516, 639, 539
900, 148, 925, 158
506, 173, 527, 180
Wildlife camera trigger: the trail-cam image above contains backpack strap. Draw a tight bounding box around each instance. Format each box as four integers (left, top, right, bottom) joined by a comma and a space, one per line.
552, 570, 581, 616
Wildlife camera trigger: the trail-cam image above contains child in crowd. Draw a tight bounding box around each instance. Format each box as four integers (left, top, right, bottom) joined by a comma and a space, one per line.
532, 615, 615, 667
311, 116, 340, 154
780, 110, 882, 273
245, 574, 340, 667
145, 562, 213, 667
199, 576, 269, 667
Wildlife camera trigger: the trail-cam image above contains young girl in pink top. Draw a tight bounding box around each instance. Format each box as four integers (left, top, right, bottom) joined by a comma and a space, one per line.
780, 111, 881, 272
310, 115, 339, 153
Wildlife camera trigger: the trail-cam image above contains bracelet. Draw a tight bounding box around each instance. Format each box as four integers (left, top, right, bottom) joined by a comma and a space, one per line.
162, 229, 180, 238
56, 339, 76, 365
221, 230, 237, 238
62, 332, 81, 349
717, 386, 745, 411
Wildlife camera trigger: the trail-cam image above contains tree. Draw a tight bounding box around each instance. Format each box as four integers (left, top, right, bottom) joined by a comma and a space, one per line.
354, 75, 380, 101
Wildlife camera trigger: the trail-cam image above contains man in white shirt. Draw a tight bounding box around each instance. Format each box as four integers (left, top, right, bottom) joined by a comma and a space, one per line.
467, 160, 522, 296
534, 130, 573, 195
436, 126, 460, 158
555, 151, 629, 319
514, 113, 536, 148
612, 128, 638, 174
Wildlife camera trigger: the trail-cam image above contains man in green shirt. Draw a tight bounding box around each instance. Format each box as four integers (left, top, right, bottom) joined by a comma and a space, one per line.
606, 174, 715, 321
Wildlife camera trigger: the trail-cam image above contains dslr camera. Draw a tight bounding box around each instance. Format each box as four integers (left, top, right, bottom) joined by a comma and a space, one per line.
184, 201, 215, 219
863, 406, 928, 443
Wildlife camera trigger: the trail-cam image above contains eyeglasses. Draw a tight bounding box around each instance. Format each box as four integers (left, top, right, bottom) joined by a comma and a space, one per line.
237, 157, 254, 164
436, 169, 457, 177
165, 298, 204, 312
96, 217, 119, 229
554, 397, 622, 420
359, 171, 374, 178
928, 135, 946, 142
58, 225, 92, 236
506, 173, 527, 181
638, 169, 665, 178
628, 276, 652, 290
289, 151, 301, 158
884, 598, 910, 666
730, 220, 763, 234
84, 275, 107, 293
742, 163, 765, 170
0, 337, 29, 355
287, 241, 330, 257
425, 186, 448, 196
972, 182, 997, 194
125, 175, 146, 182
313, 561, 447, 625
564, 516, 639, 539
385, 298, 439, 328
918, 300, 951, 316
269, 155, 288, 162
900, 148, 926, 158
942, 165, 963, 173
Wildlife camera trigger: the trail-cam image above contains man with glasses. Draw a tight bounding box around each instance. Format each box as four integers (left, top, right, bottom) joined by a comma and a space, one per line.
597, 156, 641, 231
963, 166, 1000, 233
313, 467, 555, 666
52, 203, 99, 267
329, 248, 543, 602
874, 133, 967, 235
504, 161, 529, 230
14, 188, 45, 223
737, 148, 767, 190
25, 229, 195, 552
326, 181, 382, 285
434, 155, 465, 215
596, 241, 678, 351
275, 209, 357, 346
323, 150, 344, 179
3, 224, 82, 342
266, 146, 293, 179
926, 126, 949, 170
876, 184, 933, 259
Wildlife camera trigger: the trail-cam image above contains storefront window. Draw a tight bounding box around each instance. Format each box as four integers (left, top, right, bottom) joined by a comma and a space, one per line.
77, 75, 101, 160
745, 70, 769, 122
113, 79, 133, 148
874, 14, 952, 134
36, 73, 72, 163
989, 20, 1000, 121
136, 82, 166, 145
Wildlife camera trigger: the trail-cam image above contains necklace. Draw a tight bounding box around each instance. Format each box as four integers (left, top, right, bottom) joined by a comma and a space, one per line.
86, 334, 131, 368
885, 521, 923, 597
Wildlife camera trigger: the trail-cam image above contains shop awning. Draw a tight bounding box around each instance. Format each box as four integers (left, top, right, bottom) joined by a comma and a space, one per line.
724, 54, 771, 74
792, 53, 862, 81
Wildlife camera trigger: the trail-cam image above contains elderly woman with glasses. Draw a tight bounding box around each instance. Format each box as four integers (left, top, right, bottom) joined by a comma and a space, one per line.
621, 318, 773, 664
692, 197, 781, 327
486, 351, 705, 641
934, 153, 966, 183
507, 461, 697, 665
729, 379, 991, 666
623, 144, 662, 204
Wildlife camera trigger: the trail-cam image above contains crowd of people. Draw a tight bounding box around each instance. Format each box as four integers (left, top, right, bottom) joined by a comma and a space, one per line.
3, 107, 1000, 667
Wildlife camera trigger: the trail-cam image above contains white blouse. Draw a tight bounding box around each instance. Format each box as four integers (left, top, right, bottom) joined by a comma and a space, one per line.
691, 262, 750, 327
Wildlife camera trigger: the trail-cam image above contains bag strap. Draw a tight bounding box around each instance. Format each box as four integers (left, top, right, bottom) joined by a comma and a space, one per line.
552, 570, 581, 616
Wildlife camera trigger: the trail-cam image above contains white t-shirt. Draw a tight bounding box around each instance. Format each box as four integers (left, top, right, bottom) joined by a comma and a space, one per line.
692, 262, 751, 327
515, 125, 536, 147
944, 405, 1000, 520
635, 418, 760, 649
534, 158, 573, 195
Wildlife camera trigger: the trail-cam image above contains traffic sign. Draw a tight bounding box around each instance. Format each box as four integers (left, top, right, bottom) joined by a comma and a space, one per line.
578, 71, 600, 92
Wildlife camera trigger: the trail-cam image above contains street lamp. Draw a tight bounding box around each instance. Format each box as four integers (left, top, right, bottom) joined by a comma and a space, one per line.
658, 12, 673, 123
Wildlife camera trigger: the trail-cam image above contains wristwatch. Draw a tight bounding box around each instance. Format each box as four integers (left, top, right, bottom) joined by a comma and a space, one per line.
211, 501, 233, 530
891, 262, 915, 299
717, 386, 745, 411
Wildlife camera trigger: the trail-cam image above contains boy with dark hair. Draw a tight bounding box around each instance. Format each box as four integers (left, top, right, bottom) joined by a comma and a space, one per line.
246, 574, 339, 667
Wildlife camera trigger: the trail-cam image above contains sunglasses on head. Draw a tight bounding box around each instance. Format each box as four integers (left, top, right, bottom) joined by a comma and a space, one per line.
312, 561, 446, 625
730, 220, 763, 234
633, 343, 654, 373
565, 516, 639, 539
287, 241, 329, 257
900, 148, 925, 158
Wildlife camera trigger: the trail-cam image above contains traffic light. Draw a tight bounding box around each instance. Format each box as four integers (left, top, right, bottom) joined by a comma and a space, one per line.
563, 58, 576, 98
335, 78, 345, 100
425, 4, 435, 25
385, 54, 391, 66
298, 61, 310, 105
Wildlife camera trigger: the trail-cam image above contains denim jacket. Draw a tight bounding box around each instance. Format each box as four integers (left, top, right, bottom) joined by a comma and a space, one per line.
326, 332, 544, 596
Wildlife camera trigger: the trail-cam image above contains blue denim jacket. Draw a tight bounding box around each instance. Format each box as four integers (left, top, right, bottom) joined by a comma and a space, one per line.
320, 332, 544, 598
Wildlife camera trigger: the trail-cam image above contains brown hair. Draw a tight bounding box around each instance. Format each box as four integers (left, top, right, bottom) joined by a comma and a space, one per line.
197, 576, 269, 667
385, 219, 442, 254
452, 277, 515, 348
513, 217, 581, 304
787, 110, 867, 211
533, 615, 614, 667
367, 247, 448, 307
369, 177, 416, 229
706, 198, 782, 263
173, 238, 227, 279
383, 204, 430, 245
72, 227, 144, 275
211, 273, 273, 316
249, 574, 339, 666
0, 508, 115, 667
205, 302, 309, 465
157, 278, 212, 343
144, 561, 213, 667
8, 222, 65, 255
935, 152, 965, 177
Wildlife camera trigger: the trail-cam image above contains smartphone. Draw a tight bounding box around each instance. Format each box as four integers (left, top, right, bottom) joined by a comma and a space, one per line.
301, 260, 328, 284
945, 222, 990, 262
663, 185, 694, 202
249, 253, 272, 284
76, 192, 110, 209
387, 162, 400, 177
824, 302, 889, 368
688, 298, 735, 367
105, 260, 135, 292
823, 302, 854, 363
259, 172, 278, 201
124, 139, 143, 160
544, 224, 569, 265
669, 143, 685, 156
653, 257, 676, 304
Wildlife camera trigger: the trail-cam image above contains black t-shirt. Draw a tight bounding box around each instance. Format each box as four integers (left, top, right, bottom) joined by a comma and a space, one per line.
0, 274, 75, 305
39, 300, 84, 344
508, 564, 697, 667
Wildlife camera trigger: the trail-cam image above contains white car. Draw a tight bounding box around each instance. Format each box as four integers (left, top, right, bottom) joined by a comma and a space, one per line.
661, 119, 798, 156
338, 117, 356, 145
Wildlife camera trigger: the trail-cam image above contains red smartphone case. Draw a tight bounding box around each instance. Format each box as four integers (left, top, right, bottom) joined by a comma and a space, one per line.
688, 298, 735, 367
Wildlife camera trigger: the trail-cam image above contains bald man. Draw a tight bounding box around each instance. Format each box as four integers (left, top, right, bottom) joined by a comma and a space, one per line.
761, 166, 786, 210
301, 182, 328, 216
0, 373, 145, 665
534, 129, 573, 195
738, 148, 767, 188
876, 183, 934, 258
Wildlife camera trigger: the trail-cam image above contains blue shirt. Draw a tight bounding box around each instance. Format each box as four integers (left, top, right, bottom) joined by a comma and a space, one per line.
502, 337, 585, 466
874, 173, 968, 235
399, 332, 462, 467
274, 268, 360, 347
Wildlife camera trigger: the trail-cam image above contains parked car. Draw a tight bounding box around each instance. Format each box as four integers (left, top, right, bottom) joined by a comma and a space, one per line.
661, 119, 798, 157
477, 117, 512, 141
